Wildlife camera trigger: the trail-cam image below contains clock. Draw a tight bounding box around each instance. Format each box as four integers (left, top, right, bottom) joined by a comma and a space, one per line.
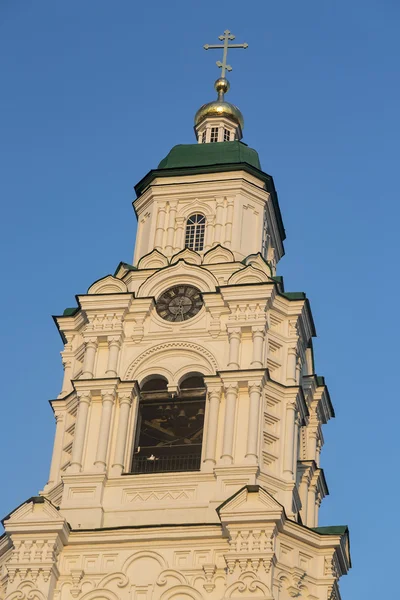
156, 285, 203, 322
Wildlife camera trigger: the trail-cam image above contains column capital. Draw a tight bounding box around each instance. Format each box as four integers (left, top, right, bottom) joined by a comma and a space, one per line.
118, 392, 132, 406
54, 412, 65, 424
101, 389, 116, 403
77, 390, 91, 404
248, 381, 263, 394
204, 376, 222, 396
84, 337, 98, 348
227, 327, 241, 339
118, 381, 140, 402
252, 324, 267, 335
108, 335, 122, 347
223, 381, 239, 394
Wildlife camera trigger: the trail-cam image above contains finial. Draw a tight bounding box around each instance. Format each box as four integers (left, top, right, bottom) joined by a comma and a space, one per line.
204, 29, 248, 100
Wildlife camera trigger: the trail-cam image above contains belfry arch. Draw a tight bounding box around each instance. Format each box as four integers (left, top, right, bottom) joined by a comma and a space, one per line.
124, 341, 219, 385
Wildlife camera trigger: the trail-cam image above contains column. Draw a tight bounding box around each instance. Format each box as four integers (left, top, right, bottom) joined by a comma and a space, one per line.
94, 390, 116, 471
81, 338, 97, 379
154, 203, 167, 250
286, 347, 297, 383
61, 356, 73, 395
227, 328, 241, 369
245, 382, 262, 463
221, 382, 238, 463
111, 389, 135, 475
307, 427, 318, 461
283, 400, 297, 477
214, 198, 225, 244
205, 215, 215, 250
307, 483, 317, 527
47, 412, 65, 485
293, 414, 301, 475
105, 336, 120, 377
296, 356, 302, 384
174, 216, 186, 252
165, 201, 177, 255
251, 326, 265, 368
299, 473, 309, 525
69, 391, 91, 472
224, 199, 234, 247
314, 492, 322, 527
203, 386, 221, 466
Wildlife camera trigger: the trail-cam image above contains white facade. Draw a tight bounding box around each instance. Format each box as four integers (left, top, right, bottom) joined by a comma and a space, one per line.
0, 96, 350, 600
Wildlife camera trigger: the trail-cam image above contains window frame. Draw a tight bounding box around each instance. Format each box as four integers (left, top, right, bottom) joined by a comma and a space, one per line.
185, 213, 206, 252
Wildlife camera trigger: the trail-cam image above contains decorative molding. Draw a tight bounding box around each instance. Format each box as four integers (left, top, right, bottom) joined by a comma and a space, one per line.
122, 487, 196, 503
124, 341, 218, 380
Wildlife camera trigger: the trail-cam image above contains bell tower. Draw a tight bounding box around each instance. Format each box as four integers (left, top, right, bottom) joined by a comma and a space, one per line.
0, 31, 350, 600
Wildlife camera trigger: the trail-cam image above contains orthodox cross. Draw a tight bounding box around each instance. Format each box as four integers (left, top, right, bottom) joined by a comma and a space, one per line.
204, 30, 248, 78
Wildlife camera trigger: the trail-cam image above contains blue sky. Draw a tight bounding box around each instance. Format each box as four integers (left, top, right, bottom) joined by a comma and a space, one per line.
0, 1, 399, 596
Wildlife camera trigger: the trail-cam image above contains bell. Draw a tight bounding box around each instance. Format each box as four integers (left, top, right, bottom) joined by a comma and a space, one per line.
196, 408, 205, 420
177, 408, 187, 423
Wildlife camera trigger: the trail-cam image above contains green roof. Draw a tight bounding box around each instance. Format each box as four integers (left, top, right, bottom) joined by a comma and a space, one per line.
63, 307, 79, 316
312, 525, 348, 535
282, 292, 306, 300
158, 141, 262, 170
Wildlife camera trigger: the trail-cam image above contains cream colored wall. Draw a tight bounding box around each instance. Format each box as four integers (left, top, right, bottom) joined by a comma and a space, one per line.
132, 170, 283, 268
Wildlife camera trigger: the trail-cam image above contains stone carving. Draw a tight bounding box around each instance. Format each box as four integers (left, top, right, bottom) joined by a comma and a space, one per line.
123, 487, 195, 503
224, 572, 272, 599
86, 313, 122, 332
202, 564, 216, 592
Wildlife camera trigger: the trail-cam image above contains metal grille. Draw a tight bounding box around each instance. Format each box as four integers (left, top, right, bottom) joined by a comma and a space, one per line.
185, 214, 206, 251
132, 453, 201, 474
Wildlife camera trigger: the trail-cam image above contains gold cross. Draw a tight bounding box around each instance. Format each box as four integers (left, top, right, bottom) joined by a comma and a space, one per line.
204, 30, 248, 78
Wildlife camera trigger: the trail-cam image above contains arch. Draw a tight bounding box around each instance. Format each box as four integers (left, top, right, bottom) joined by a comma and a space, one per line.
177, 200, 215, 220
122, 549, 167, 573
244, 252, 273, 277
160, 585, 204, 600
136, 366, 174, 388
179, 373, 205, 389
137, 260, 218, 299
228, 264, 270, 285
79, 590, 120, 600
137, 249, 169, 269
141, 375, 169, 391
171, 247, 202, 266
87, 275, 128, 294
202, 244, 235, 265
124, 341, 218, 383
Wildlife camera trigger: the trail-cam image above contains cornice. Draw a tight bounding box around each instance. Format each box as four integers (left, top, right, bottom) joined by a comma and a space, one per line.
66, 523, 223, 545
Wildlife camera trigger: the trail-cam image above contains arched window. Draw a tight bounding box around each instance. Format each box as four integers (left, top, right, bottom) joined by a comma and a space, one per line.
185, 214, 206, 251
131, 375, 206, 474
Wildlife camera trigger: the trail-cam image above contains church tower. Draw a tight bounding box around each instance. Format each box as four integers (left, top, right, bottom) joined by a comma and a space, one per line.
0, 31, 350, 600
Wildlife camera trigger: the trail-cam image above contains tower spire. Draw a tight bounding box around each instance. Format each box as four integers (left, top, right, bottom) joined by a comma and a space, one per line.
195, 30, 248, 143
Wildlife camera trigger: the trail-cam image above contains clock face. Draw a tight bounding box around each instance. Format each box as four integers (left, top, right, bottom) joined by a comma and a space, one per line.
156, 285, 203, 322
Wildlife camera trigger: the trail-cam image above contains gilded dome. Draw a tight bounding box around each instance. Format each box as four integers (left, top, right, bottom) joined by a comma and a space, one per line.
194, 77, 244, 131
194, 101, 244, 130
